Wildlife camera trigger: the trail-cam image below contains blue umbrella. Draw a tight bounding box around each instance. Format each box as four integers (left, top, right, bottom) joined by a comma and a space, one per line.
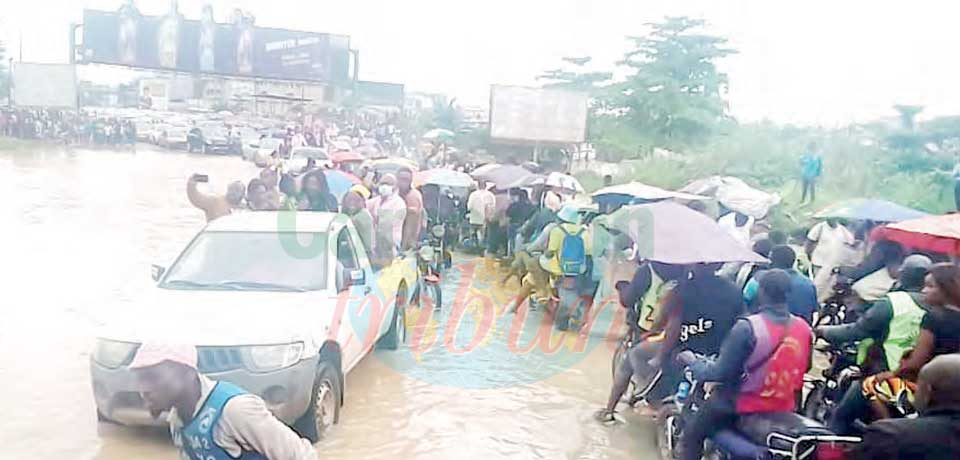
814, 198, 928, 223
323, 169, 361, 200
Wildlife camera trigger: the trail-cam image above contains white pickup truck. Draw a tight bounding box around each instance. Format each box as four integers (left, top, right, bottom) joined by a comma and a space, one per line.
89, 212, 418, 441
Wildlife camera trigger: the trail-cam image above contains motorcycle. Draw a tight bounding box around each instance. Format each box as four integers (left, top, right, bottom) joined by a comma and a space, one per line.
814, 269, 855, 327
427, 221, 453, 272
412, 242, 443, 311
802, 342, 861, 425
657, 354, 860, 460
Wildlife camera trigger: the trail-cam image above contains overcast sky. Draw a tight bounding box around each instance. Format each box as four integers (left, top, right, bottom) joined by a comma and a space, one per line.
2, 0, 957, 125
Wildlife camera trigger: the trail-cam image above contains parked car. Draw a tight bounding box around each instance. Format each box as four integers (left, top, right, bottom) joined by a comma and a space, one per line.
189, 124, 238, 155
159, 126, 189, 150
89, 212, 417, 441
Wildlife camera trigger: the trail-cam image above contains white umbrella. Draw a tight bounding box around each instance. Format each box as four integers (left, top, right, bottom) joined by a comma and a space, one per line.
593, 182, 708, 201
543, 172, 584, 192
422, 128, 455, 141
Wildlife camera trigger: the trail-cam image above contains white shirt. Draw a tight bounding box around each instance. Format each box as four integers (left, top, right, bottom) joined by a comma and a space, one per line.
168, 376, 315, 460
807, 221, 855, 268
717, 213, 754, 248
852, 268, 897, 302
467, 189, 495, 226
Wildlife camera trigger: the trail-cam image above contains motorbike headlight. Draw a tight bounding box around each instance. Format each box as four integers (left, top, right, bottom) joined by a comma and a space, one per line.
432, 225, 445, 238
247, 343, 304, 372
419, 246, 435, 261
93, 339, 140, 368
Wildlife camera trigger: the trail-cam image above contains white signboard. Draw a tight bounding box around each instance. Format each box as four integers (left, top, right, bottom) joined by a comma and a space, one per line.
12, 63, 77, 108
489, 85, 588, 144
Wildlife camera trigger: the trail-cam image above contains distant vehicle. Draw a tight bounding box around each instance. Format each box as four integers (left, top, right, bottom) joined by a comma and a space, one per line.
286, 147, 330, 173
89, 212, 417, 441
254, 137, 284, 167
189, 124, 238, 155
237, 127, 265, 162
159, 126, 189, 150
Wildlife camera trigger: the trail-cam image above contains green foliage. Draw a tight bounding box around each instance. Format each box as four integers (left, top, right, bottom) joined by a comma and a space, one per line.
606, 17, 736, 149
536, 56, 613, 92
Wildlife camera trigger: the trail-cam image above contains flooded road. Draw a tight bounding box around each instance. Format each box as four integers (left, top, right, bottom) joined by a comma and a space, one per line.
0, 145, 658, 459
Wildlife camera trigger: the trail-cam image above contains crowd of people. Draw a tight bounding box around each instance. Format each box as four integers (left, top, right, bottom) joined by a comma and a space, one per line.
186, 159, 428, 267
0, 108, 138, 146
574, 204, 960, 459
172, 137, 960, 459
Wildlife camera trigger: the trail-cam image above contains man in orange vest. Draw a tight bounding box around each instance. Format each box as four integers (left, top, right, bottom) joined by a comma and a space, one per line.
677, 269, 813, 460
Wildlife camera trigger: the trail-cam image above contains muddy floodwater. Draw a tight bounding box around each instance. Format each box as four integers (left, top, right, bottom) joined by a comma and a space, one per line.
0, 145, 658, 459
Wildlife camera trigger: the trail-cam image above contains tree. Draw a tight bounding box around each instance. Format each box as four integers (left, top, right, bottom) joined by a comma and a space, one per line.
536, 56, 612, 92
605, 17, 736, 150
893, 104, 924, 131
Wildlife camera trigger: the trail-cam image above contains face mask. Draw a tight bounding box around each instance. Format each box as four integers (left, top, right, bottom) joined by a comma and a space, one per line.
379, 185, 394, 196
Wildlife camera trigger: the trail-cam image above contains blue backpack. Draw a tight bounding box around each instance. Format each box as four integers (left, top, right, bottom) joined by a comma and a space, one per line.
559, 226, 587, 276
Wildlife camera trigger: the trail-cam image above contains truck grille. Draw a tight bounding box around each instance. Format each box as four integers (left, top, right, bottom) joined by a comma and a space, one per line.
197, 347, 244, 373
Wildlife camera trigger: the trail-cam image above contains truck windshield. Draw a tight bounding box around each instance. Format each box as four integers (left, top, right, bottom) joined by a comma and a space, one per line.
161, 231, 327, 292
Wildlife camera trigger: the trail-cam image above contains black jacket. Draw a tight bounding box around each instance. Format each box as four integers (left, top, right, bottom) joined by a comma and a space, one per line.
853, 409, 960, 460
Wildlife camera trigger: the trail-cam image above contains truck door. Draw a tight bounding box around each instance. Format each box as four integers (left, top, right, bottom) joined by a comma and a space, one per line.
334, 228, 374, 370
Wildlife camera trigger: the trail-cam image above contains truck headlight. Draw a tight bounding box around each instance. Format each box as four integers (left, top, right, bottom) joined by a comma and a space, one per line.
93, 339, 140, 368
247, 343, 304, 372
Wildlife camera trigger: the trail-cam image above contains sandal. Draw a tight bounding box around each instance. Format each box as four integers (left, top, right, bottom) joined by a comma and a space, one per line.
593, 409, 618, 425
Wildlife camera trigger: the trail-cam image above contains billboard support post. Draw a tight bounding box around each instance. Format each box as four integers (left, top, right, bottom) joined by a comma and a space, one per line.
6, 59, 12, 107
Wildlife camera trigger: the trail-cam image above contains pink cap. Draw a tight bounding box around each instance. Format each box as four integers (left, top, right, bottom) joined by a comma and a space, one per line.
129, 343, 199, 370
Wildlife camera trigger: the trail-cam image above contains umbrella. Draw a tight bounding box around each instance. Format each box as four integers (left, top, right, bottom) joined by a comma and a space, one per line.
680, 176, 780, 219
814, 198, 928, 223
471, 164, 537, 190
544, 172, 584, 192
330, 140, 353, 152
356, 144, 381, 156
330, 151, 364, 164
593, 182, 708, 202
873, 213, 960, 255
602, 201, 768, 264
470, 163, 502, 177
416, 168, 474, 188
322, 169, 362, 200
422, 128, 455, 141
368, 157, 420, 175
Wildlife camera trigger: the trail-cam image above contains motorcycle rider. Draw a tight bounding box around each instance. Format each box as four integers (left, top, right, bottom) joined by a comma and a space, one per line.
594, 262, 685, 423
678, 269, 813, 460
828, 261, 960, 435
543, 205, 593, 331
853, 354, 960, 459
644, 263, 744, 405
820, 256, 930, 435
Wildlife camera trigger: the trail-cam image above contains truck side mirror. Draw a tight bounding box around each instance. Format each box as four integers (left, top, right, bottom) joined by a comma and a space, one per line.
349, 269, 365, 285
151, 264, 166, 282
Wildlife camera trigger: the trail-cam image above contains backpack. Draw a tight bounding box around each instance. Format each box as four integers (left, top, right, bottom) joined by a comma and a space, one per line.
559, 226, 587, 276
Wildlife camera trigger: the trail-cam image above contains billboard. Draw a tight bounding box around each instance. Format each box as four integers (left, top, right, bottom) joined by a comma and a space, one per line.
11, 63, 78, 108
489, 85, 588, 144
81, 6, 350, 83
354, 81, 405, 107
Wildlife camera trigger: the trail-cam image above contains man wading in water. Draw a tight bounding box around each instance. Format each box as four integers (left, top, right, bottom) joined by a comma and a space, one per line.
131, 343, 316, 460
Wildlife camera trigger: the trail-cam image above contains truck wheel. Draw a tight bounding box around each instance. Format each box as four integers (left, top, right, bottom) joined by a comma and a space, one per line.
377, 287, 407, 350
293, 361, 341, 443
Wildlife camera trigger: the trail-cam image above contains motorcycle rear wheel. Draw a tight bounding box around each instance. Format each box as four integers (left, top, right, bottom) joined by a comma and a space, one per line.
656, 405, 681, 460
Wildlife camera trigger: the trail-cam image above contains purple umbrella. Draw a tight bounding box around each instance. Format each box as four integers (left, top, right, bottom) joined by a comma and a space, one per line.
470, 164, 538, 190
602, 201, 768, 264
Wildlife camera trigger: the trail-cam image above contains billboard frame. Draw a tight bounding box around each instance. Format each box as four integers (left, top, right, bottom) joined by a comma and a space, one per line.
487, 84, 589, 146
11, 62, 79, 110
76, 10, 357, 87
